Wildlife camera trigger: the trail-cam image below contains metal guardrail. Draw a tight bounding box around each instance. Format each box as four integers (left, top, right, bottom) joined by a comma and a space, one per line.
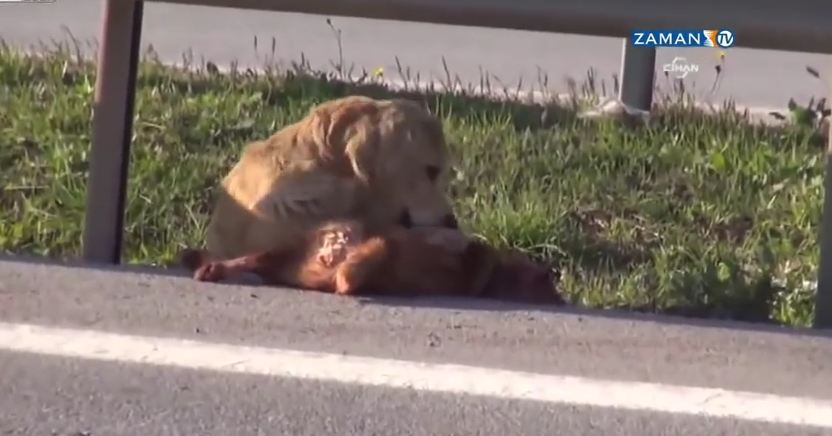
83, 0, 832, 328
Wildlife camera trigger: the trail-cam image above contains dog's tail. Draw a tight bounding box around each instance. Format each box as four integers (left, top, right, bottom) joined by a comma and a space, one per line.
177, 247, 212, 272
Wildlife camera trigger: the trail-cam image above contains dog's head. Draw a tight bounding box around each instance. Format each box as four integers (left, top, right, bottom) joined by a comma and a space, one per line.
304, 96, 458, 230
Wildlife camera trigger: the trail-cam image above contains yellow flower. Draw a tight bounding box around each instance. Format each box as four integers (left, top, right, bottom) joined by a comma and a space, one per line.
717, 50, 726, 60
373, 66, 384, 78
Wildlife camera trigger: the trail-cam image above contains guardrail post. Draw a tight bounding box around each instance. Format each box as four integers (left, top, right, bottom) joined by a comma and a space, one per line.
82, 0, 144, 264
618, 39, 656, 111
815, 114, 832, 329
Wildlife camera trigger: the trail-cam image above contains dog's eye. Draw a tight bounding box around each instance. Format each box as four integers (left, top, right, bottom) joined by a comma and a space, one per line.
425, 165, 440, 182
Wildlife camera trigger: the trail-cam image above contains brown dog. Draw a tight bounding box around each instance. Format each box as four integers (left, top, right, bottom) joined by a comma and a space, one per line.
181, 220, 565, 305
204, 95, 459, 261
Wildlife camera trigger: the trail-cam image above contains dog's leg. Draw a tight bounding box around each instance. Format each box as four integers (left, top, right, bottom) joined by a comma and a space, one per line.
193, 252, 268, 282
193, 242, 305, 285
333, 237, 389, 295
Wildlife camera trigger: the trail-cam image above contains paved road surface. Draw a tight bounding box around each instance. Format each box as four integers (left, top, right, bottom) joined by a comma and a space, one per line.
1, 0, 831, 112
3, 353, 828, 436
2, 258, 832, 435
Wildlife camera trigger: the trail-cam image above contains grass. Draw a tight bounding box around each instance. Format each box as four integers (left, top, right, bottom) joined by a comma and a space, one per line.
0, 41, 829, 328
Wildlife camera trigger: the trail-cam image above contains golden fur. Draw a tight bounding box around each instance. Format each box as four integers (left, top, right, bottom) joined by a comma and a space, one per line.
204, 95, 458, 260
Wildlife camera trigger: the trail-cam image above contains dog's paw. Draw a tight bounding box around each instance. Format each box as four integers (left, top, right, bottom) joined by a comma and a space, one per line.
194, 262, 226, 282
334, 271, 357, 295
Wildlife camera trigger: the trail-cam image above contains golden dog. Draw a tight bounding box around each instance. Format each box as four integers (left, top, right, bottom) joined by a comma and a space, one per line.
204, 95, 459, 260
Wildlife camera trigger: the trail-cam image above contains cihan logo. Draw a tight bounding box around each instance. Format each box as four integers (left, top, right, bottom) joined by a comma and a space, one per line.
663, 57, 699, 79
631, 29, 735, 48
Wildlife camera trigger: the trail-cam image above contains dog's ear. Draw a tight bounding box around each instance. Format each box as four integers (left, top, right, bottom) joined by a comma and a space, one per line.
304, 98, 380, 183
344, 130, 380, 184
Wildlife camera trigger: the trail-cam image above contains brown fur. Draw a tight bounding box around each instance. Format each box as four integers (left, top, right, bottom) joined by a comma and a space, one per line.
180, 220, 565, 305
204, 95, 458, 260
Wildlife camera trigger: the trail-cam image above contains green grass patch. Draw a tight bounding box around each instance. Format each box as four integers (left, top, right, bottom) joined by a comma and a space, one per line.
0, 44, 826, 327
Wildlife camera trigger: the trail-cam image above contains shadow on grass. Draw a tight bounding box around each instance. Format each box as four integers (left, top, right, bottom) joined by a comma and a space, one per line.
556, 239, 784, 327
1, 253, 829, 339
554, 240, 781, 326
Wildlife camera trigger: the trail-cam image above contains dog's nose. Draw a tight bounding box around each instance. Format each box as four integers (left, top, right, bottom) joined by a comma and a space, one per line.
442, 214, 459, 229
398, 210, 413, 228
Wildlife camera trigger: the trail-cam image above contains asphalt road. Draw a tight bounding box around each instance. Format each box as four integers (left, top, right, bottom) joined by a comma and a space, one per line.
1, 0, 831, 112
3, 353, 826, 436
1, 257, 832, 435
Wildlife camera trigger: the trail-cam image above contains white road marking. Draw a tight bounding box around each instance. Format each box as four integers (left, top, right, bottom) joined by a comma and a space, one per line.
0, 321, 830, 428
